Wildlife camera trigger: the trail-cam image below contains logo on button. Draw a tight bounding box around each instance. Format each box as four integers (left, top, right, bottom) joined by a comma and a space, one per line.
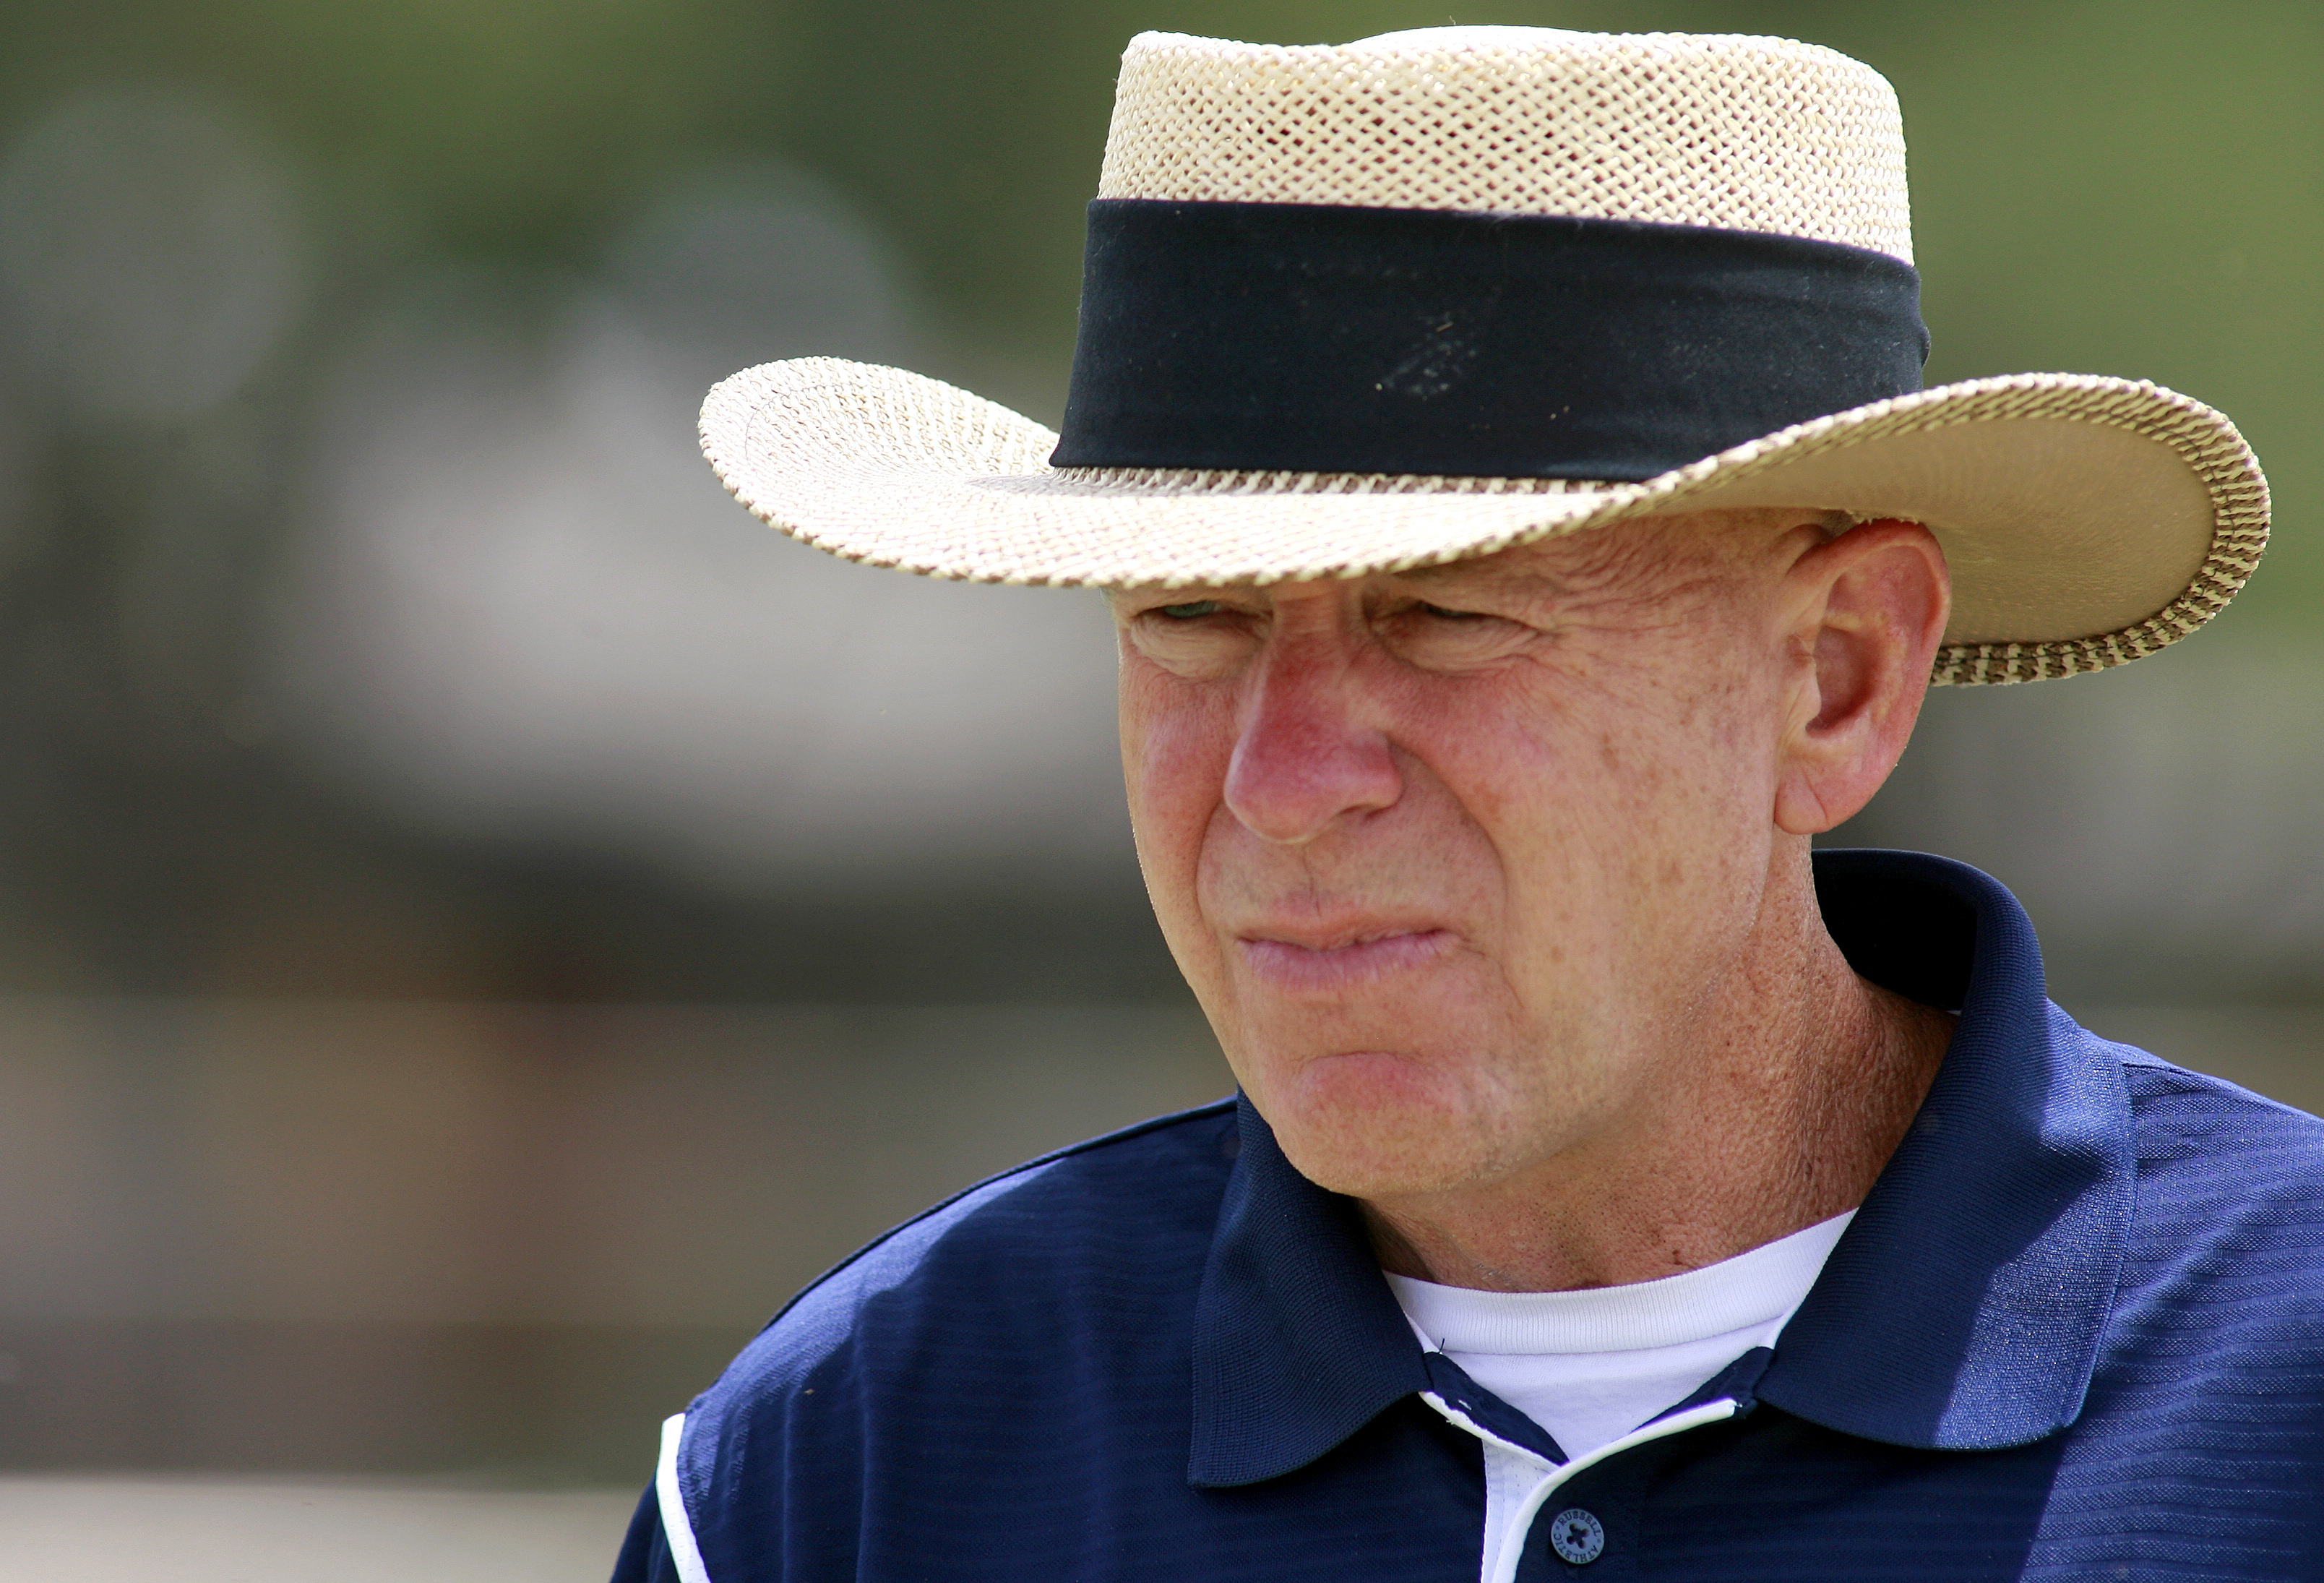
1548, 1506, 1605, 1565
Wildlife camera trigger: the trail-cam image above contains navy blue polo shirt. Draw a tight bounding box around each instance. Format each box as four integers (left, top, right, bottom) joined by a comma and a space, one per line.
611, 851, 2324, 1582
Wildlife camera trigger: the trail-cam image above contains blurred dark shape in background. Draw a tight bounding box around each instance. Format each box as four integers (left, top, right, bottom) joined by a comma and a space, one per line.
0, 0, 2317, 1496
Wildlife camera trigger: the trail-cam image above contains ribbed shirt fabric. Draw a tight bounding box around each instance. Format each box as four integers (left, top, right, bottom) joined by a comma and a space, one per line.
1388, 1210, 1853, 1459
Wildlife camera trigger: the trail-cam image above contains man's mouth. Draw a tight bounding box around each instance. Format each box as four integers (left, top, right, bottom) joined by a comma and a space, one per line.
1235, 927, 1459, 992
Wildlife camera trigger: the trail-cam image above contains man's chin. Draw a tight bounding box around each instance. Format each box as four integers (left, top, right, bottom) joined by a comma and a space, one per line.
1278, 1144, 1502, 1201
1251, 1050, 1519, 1198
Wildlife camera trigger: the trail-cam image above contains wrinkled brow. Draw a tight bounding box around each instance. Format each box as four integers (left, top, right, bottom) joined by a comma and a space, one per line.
1382, 554, 1572, 601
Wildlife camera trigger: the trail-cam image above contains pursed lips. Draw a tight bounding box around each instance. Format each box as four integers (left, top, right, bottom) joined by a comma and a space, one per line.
1234, 926, 1460, 992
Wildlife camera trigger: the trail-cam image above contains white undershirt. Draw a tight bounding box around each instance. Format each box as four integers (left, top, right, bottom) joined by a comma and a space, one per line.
1387, 1210, 1853, 1461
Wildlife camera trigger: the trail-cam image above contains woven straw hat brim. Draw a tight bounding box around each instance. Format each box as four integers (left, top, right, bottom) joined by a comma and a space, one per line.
701, 358, 2266, 687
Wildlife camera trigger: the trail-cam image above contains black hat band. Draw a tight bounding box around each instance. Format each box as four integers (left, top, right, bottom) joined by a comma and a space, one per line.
1051, 200, 1929, 482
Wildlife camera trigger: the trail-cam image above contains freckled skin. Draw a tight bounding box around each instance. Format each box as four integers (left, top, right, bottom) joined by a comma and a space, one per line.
1109, 510, 1957, 1292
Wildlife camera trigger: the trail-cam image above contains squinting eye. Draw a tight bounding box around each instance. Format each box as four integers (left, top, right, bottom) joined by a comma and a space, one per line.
1158, 601, 1223, 619
1416, 601, 1486, 621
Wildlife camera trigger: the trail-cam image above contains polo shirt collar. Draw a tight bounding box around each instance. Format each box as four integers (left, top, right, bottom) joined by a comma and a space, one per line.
1187, 1097, 1433, 1488
1184, 849, 2134, 1488
1760, 849, 2133, 1450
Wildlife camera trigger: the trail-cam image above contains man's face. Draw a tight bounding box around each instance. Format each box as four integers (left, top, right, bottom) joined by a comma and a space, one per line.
1110, 509, 1842, 1200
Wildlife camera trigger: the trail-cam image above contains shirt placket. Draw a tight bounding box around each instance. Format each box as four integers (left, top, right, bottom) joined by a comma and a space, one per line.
1419, 1388, 1741, 1583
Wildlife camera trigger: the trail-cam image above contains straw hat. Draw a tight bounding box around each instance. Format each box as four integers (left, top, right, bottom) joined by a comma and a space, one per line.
700, 27, 2268, 685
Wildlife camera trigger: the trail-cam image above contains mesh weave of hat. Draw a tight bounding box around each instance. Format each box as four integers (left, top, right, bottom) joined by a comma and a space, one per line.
699, 27, 2268, 685
1099, 30, 1914, 264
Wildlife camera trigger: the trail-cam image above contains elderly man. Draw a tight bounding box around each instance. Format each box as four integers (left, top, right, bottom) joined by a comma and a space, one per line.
615, 27, 2312, 1583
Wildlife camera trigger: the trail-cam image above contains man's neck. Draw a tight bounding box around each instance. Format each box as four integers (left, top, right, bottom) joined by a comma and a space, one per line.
1360, 863, 1955, 1295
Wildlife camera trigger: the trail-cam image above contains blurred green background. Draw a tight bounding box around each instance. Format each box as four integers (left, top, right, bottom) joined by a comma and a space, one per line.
0, 0, 2317, 1566
0, 0, 2315, 1001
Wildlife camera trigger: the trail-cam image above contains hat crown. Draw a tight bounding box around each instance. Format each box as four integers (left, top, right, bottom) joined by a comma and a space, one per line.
1097, 29, 1914, 264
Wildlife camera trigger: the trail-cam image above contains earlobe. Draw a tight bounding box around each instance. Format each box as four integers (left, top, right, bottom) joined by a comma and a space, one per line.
1773, 520, 1950, 836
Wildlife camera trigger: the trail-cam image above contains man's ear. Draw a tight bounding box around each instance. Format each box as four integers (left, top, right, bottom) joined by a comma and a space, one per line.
1772, 518, 1950, 836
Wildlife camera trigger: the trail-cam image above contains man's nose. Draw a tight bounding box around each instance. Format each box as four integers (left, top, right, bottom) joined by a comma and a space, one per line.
1221, 639, 1401, 844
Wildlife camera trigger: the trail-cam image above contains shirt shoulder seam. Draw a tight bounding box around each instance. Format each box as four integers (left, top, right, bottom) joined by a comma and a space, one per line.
759, 1093, 1239, 1331
2117, 1050, 2321, 1123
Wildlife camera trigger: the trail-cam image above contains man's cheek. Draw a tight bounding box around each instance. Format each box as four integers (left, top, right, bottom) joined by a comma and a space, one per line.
1129, 710, 1233, 838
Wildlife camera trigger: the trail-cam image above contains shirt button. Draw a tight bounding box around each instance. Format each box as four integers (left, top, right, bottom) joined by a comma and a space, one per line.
1548, 1507, 1605, 1565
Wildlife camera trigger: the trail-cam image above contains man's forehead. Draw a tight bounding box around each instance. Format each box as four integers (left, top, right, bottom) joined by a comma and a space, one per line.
1106, 554, 1545, 604
1396, 554, 1545, 588
1360, 552, 1573, 601
1106, 534, 1588, 601
1109, 510, 1815, 603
